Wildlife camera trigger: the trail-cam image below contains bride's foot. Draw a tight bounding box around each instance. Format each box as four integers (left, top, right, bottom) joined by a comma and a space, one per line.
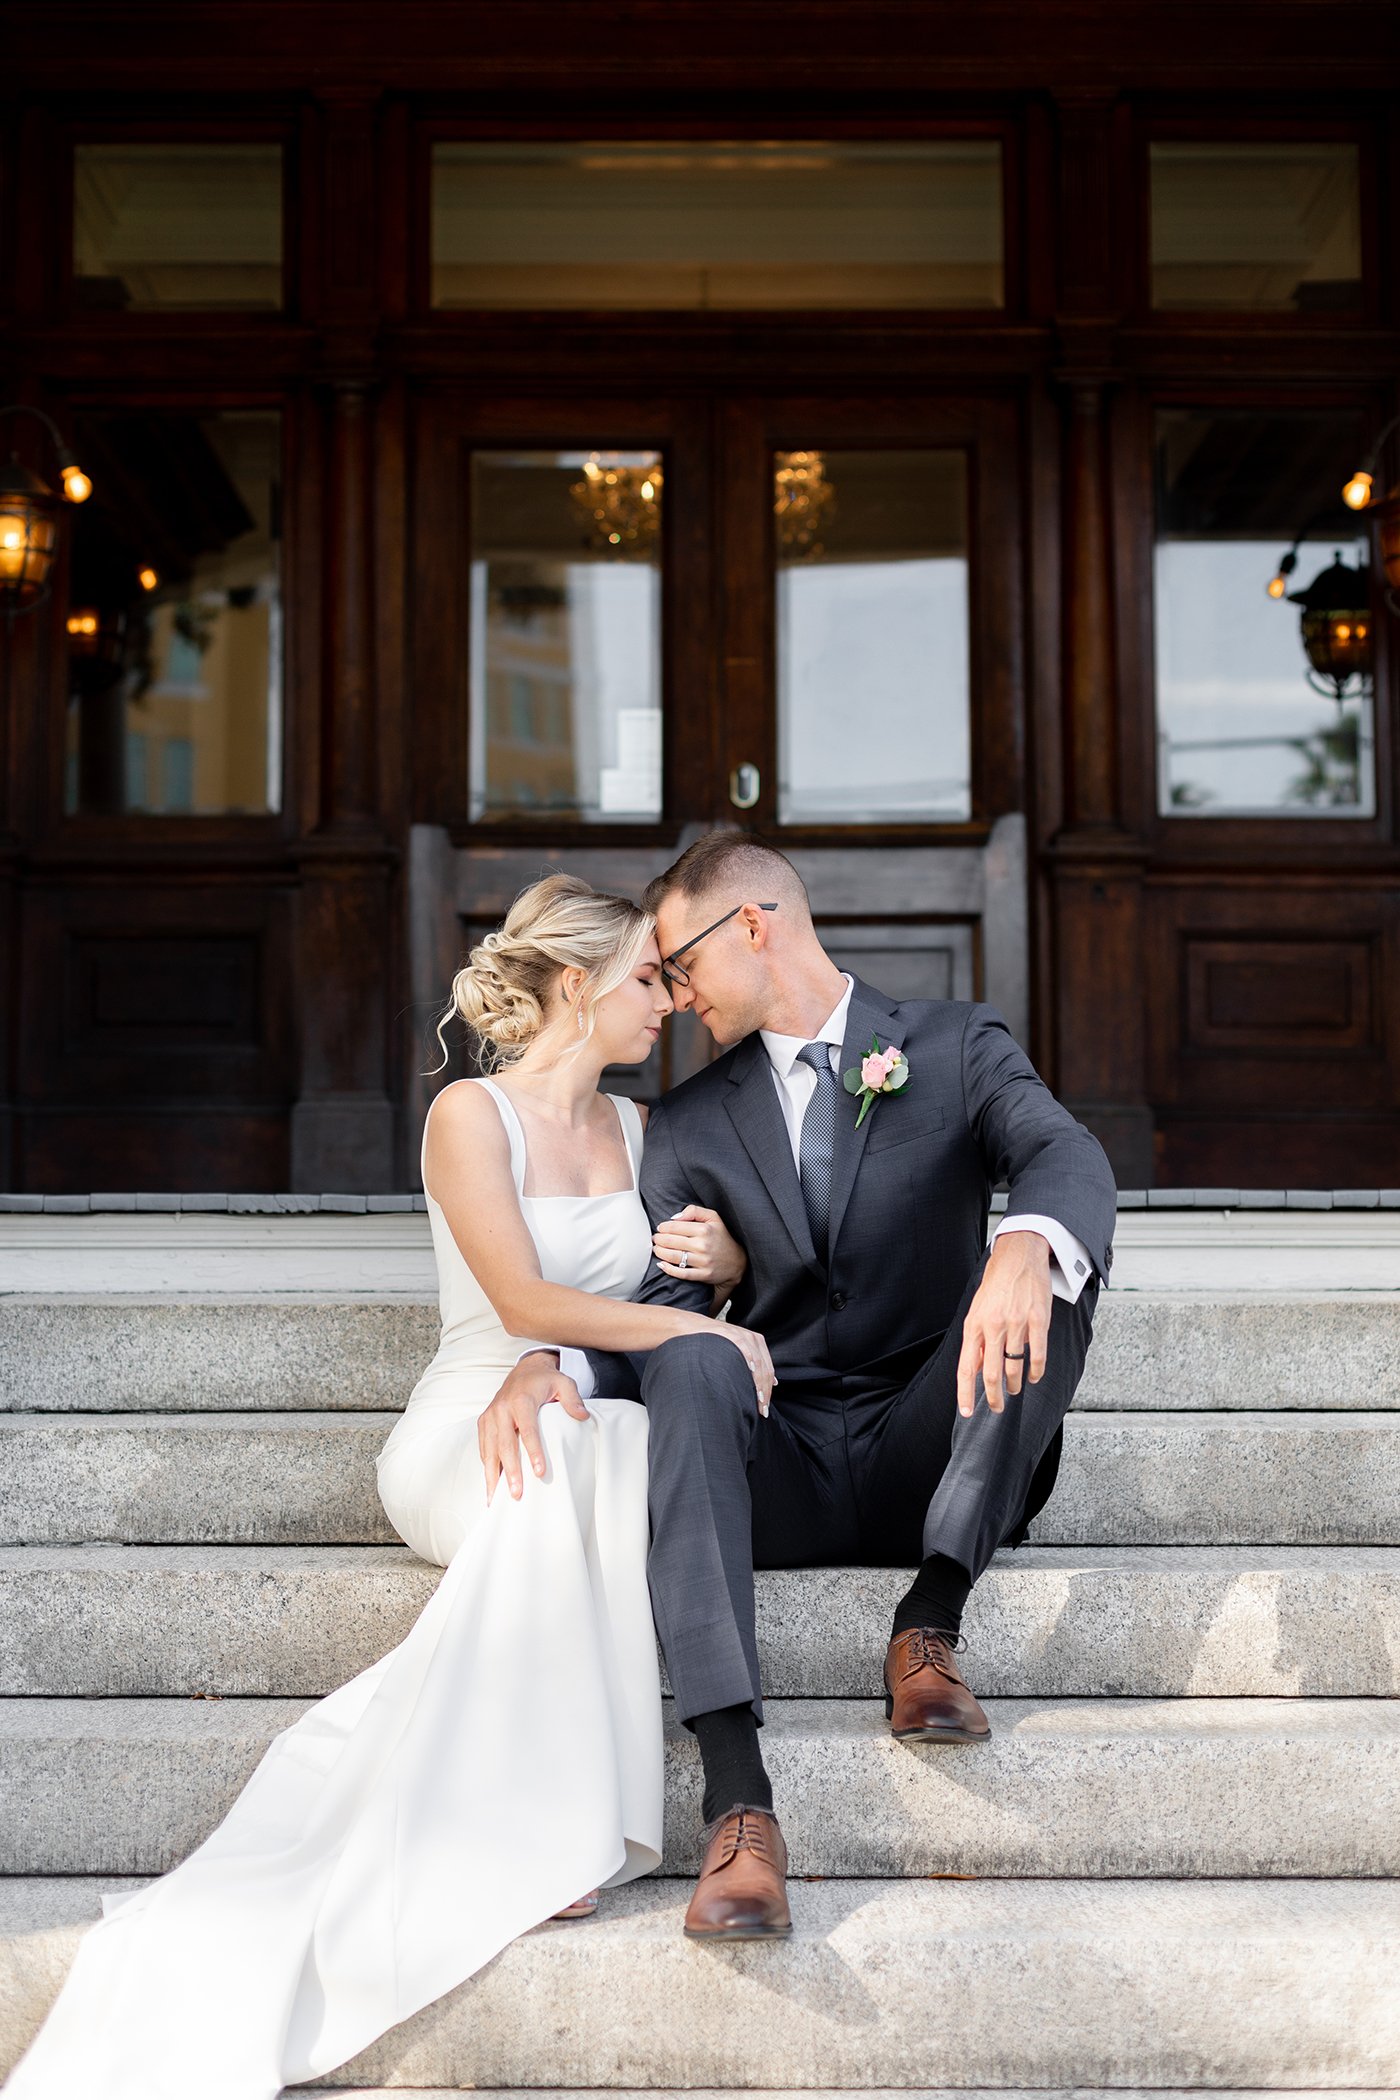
551, 1889, 599, 1920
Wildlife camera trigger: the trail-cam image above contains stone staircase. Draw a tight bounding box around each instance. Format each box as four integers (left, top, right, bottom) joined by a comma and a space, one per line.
1, 1287, 1398, 2092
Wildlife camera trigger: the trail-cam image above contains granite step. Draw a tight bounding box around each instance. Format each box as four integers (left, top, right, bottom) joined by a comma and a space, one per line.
2, 1292, 1397, 1414
1, 1410, 1396, 1547
3, 1695, 1398, 1878
2, 1542, 1397, 1699
3, 1876, 1398, 2087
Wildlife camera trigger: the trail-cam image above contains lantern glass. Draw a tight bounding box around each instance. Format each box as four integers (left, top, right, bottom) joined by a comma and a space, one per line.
0, 477, 62, 607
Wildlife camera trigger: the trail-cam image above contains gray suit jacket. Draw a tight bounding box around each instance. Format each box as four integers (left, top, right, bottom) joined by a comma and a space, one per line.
587, 974, 1116, 1407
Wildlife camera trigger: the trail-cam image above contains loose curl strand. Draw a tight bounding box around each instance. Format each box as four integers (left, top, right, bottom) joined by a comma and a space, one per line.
427, 872, 655, 1076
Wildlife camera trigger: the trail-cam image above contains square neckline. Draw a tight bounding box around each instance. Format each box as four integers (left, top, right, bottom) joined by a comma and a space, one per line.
476, 1076, 640, 1201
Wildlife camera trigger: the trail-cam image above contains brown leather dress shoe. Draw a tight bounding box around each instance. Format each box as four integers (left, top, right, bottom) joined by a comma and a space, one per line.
683, 1805, 792, 1941
884, 1627, 992, 1742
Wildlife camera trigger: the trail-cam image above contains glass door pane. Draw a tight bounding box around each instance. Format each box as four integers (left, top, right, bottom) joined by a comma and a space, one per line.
775, 447, 970, 822
1153, 408, 1375, 816
468, 449, 663, 822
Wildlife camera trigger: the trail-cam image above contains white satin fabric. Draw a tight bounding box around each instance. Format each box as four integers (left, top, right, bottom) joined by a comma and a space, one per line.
6, 1079, 663, 2100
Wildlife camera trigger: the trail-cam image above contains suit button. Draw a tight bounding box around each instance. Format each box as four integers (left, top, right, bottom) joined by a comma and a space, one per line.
830, 1291, 847, 1311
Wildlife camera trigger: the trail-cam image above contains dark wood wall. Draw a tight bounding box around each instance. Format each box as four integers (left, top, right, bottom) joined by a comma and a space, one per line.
2, 2, 1398, 1191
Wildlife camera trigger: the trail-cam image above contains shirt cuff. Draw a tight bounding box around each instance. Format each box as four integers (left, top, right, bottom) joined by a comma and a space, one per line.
991, 1213, 1097, 1304
510, 1343, 597, 1402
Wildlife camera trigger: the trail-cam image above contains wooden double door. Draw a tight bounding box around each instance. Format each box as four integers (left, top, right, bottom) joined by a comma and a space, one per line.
408, 386, 1033, 1115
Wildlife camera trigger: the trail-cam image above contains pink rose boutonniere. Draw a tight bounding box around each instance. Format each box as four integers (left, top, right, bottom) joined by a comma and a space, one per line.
842, 1033, 910, 1129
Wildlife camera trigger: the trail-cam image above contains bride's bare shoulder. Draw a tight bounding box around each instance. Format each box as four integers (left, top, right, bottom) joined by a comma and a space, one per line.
425, 1078, 506, 1145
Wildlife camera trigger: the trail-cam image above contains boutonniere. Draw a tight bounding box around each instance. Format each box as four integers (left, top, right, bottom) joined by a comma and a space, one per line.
842, 1033, 910, 1128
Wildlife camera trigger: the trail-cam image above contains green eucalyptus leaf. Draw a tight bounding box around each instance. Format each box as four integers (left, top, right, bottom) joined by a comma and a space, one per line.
842, 1067, 863, 1094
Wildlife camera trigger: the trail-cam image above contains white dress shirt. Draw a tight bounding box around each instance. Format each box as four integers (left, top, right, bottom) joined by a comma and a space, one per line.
532, 977, 1098, 1400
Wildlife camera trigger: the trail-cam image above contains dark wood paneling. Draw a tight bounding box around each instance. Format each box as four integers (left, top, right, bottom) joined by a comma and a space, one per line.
20, 1108, 289, 1194
1144, 885, 1400, 1183
1185, 938, 1376, 1054
18, 884, 296, 1104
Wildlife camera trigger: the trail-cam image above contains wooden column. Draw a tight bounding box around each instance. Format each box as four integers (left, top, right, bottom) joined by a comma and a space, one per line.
290, 93, 399, 1190
1044, 93, 1154, 1185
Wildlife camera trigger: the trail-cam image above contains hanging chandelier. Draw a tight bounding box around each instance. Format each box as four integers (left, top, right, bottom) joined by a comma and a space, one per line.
774, 450, 836, 561
569, 453, 663, 558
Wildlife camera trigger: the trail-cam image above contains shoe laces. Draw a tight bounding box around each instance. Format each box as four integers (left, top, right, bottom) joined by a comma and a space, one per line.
905, 1626, 968, 1669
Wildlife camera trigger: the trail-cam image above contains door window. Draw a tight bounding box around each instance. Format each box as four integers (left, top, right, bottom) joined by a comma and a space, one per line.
774, 447, 971, 822
468, 449, 663, 822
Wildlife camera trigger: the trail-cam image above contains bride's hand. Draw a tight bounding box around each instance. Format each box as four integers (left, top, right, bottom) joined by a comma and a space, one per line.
687, 1318, 776, 1418
652, 1205, 748, 1293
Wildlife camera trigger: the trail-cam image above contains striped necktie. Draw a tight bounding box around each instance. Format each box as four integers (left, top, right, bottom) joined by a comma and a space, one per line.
796, 1040, 838, 1259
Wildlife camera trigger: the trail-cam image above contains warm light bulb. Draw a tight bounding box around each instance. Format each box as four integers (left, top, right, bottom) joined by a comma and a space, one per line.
641, 479, 655, 501
138, 565, 159, 592
1, 525, 21, 551
1267, 573, 1287, 599
1342, 470, 1373, 511
61, 464, 92, 504
1335, 621, 1352, 641
66, 611, 98, 637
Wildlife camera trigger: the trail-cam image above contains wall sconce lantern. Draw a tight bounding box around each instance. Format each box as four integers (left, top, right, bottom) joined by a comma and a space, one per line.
1341, 412, 1400, 612
1287, 552, 1372, 702
0, 405, 93, 623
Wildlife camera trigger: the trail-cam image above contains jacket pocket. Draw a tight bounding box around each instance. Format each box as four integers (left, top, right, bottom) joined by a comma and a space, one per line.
864, 1103, 947, 1153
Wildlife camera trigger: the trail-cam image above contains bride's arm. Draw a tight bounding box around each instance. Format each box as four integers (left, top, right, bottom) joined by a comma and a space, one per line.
424, 1081, 736, 1360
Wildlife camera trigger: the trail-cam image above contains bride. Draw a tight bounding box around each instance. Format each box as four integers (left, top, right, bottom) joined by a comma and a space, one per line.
5, 874, 774, 2100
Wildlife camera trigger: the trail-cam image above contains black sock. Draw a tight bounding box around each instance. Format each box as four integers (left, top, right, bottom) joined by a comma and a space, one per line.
892, 1550, 972, 1642
691, 1702, 773, 1827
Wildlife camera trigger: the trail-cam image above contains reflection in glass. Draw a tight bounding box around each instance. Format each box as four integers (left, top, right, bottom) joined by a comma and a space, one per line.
433, 141, 1002, 310
1150, 143, 1361, 311
469, 451, 663, 822
64, 411, 282, 815
1154, 409, 1374, 816
776, 449, 970, 824
73, 144, 283, 311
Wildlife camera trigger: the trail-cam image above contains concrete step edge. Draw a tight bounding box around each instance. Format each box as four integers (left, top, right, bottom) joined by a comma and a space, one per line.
4, 1877, 1400, 2090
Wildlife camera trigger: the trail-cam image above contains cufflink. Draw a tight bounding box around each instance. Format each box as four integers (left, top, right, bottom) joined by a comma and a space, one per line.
1074, 1259, 1087, 1275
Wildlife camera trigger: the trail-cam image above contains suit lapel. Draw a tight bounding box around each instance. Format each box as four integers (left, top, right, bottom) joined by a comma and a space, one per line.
724, 1032, 822, 1278
825, 977, 905, 1263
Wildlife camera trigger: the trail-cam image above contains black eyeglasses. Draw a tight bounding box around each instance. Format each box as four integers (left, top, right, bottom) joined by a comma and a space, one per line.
661, 903, 778, 988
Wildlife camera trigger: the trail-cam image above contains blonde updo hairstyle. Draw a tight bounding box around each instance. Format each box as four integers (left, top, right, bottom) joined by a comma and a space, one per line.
430, 872, 655, 1073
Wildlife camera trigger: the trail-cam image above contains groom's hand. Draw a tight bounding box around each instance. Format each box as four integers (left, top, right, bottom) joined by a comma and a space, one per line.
957, 1232, 1053, 1418
479, 1350, 588, 1503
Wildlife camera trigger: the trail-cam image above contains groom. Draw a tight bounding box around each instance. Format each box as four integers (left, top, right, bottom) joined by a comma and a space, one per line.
486, 832, 1116, 1939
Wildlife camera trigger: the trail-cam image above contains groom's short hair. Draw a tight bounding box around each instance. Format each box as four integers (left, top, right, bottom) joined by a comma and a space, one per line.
644, 831, 811, 924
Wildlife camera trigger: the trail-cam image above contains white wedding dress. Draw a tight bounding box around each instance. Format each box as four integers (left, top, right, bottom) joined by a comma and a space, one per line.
5, 1077, 664, 2100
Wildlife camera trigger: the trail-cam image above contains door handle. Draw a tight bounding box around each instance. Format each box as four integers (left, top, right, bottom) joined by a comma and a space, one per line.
729, 762, 761, 810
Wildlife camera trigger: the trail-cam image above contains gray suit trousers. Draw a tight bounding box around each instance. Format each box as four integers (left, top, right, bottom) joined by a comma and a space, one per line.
642, 1246, 1100, 1726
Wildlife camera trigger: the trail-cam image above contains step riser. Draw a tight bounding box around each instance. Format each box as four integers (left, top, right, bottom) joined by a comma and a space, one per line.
4, 1880, 1398, 2089
3, 1296, 1398, 1413
4, 1551, 1397, 1698
2, 1413, 1395, 1547
5, 1699, 1398, 1879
